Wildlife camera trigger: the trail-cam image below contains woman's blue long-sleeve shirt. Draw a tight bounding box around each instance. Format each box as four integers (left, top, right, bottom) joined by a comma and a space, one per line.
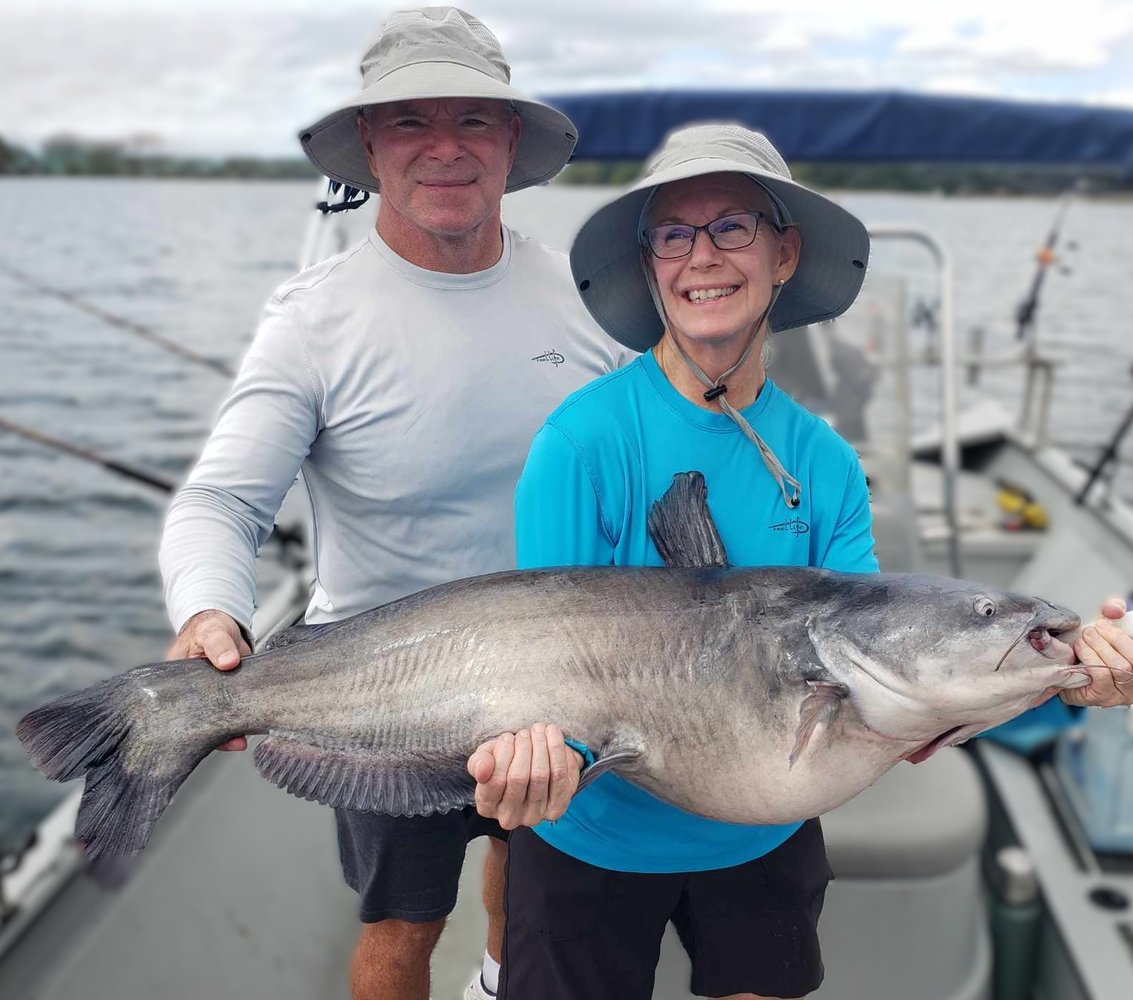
514, 351, 879, 873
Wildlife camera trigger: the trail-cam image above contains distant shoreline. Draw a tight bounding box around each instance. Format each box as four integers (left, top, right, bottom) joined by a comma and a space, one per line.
0, 174, 318, 183
3, 134, 1130, 194
0, 133, 320, 182
3, 173, 1131, 200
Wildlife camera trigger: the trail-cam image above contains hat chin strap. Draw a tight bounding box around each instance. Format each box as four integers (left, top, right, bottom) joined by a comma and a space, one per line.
645, 270, 802, 509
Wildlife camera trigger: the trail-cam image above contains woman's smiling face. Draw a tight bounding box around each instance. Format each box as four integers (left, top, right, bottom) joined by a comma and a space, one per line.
645, 173, 800, 350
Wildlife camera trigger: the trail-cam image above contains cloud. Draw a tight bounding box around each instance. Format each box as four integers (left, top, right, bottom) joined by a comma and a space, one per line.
3, 0, 1132, 156
2, 5, 364, 154
894, 4, 1133, 71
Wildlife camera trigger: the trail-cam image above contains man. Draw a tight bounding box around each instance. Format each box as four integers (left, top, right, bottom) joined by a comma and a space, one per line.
159, 9, 626, 1000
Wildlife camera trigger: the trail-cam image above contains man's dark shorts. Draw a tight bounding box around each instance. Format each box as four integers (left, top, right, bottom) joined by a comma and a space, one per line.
335, 807, 507, 924
499, 818, 832, 1000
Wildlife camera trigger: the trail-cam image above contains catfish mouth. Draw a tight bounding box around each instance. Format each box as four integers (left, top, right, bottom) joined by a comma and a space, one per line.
995, 611, 1079, 671
1027, 626, 1075, 661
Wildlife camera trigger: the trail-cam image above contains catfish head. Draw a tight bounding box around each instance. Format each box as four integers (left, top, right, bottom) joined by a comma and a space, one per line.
801, 572, 1085, 762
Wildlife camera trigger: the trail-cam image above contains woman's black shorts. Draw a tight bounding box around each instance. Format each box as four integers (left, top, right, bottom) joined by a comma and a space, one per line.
499, 818, 832, 1000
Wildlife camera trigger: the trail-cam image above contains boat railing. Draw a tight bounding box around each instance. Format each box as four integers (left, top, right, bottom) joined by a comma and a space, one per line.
937, 327, 1060, 448
866, 225, 963, 577
895, 270, 1065, 453
861, 224, 1074, 566
911, 341, 1059, 448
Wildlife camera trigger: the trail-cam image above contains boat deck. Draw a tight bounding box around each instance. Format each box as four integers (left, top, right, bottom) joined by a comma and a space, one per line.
0, 745, 713, 999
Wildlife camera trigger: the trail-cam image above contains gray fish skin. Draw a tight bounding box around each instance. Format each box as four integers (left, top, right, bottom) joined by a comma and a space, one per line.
18, 565, 1083, 860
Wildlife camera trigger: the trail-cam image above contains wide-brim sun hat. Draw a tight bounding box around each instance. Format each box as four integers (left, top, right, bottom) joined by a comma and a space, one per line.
570, 122, 871, 353
299, 6, 578, 194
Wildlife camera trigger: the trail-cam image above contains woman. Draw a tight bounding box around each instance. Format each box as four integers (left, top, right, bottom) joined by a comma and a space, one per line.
468, 122, 876, 1000
467, 122, 1133, 1000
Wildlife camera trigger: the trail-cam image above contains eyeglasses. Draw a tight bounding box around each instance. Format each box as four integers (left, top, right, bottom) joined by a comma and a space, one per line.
642, 212, 771, 260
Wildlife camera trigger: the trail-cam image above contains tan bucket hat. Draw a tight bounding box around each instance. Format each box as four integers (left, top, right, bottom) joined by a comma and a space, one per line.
298, 7, 577, 194
570, 122, 871, 353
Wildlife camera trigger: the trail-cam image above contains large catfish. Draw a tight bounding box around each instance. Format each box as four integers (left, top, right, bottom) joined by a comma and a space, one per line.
18, 473, 1087, 860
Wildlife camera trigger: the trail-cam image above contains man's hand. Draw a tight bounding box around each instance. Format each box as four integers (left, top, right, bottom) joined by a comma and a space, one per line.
467, 723, 584, 830
1063, 598, 1133, 708
166, 609, 252, 751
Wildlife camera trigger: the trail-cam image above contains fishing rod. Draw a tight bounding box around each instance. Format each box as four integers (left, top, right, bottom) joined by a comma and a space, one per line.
0, 260, 234, 378
1013, 184, 1080, 347
1075, 393, 1133, 506
0, 416, 176, 492
0, 416, 305, 557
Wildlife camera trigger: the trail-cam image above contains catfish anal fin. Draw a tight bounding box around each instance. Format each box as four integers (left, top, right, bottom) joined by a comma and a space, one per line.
254, 732, 474, 816
789, 681, 849, 768
647, 472, 729, 569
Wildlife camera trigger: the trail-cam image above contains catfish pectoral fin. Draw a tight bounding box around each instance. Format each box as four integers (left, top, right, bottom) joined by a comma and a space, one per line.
253, 732, 475, 816
575, 742, 645, 795
789, 680, 850, 768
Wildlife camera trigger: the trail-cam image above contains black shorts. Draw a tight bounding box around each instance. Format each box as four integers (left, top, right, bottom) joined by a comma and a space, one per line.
335, 806, 507, 924
499, 819, 832, 1000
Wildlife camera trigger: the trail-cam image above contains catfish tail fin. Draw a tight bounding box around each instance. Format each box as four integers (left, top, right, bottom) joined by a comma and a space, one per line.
17, 670, 215, 859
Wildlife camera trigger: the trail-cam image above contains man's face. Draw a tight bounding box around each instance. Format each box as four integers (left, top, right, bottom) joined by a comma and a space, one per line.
358, 98, 520, 240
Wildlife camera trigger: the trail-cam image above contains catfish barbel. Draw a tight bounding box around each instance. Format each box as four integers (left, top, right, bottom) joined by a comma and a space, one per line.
17, 474, 1086, 860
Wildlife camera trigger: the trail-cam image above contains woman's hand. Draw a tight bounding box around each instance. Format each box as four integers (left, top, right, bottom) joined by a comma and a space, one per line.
467, 723, 584, 829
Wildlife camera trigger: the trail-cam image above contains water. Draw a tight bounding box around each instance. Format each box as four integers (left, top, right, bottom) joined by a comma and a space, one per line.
3, 177, 1133, 847
0, 178, 310, 845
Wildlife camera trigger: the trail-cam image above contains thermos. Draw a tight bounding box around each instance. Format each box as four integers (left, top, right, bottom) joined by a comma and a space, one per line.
1080, 611, 1133, 851
989, 846, 1041, 1000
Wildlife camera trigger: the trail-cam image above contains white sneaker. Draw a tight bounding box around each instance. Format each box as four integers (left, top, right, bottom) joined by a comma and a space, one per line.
463, 973, 496, 1000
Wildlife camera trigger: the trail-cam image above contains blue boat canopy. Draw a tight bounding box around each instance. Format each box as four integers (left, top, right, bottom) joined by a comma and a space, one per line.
544, 90, 1133, 170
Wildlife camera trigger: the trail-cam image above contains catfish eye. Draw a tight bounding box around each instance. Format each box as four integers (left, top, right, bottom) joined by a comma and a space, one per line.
974, 597, 997, 618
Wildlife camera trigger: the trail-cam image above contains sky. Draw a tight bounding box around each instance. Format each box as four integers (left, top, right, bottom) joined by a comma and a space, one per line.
4, 0, 1133, 157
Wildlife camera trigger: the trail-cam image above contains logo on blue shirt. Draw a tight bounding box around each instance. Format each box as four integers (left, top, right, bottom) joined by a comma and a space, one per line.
769, 516, 810, 536
532, 349, 565, 366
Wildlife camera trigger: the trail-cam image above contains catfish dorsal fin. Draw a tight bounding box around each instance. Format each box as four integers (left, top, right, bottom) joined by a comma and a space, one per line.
647, 472, 730, 569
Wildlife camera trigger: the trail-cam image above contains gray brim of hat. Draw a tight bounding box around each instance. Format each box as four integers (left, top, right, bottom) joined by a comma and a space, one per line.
299, 62, 577, 195
570, 156, 870, 354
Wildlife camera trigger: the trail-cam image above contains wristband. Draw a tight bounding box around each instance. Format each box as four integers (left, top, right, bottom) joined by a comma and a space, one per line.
563, 736, 596, 769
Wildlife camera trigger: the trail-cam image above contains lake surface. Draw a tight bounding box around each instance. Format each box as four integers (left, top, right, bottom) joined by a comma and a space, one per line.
2, 177, 1132, 845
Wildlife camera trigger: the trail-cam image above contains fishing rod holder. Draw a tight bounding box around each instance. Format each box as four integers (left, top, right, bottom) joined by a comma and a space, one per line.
1017, 353, 1058, 449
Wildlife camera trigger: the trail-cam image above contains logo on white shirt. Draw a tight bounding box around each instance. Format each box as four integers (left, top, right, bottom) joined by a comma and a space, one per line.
532, 349, 565, 366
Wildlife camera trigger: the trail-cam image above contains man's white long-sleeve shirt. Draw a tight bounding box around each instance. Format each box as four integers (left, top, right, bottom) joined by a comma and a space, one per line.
160, 225, 628, 633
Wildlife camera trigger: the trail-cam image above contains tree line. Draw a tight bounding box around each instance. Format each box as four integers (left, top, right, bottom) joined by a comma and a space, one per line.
3, 132, 1130, 194
557, 159, 1133, 195
0, 134, 318, 180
